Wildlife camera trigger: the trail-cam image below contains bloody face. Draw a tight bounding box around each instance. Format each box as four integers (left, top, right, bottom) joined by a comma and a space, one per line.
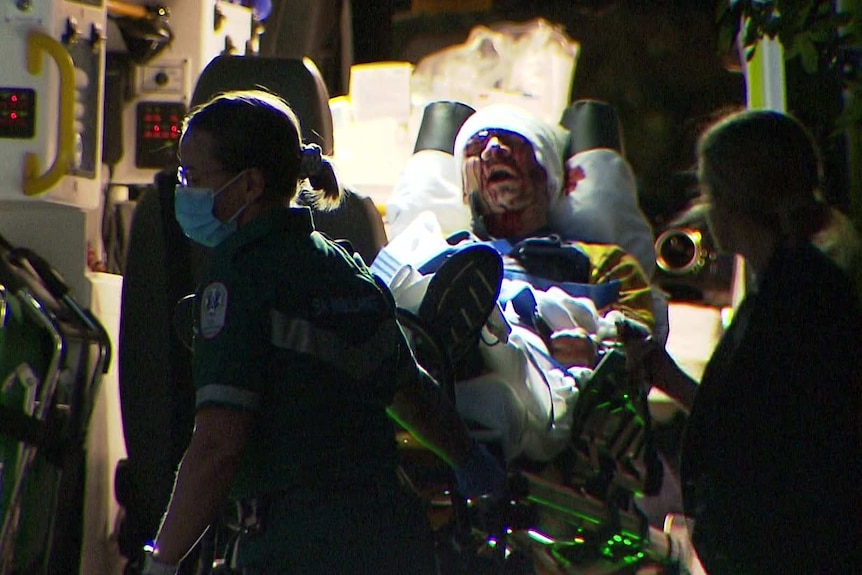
462, 129, 549, 239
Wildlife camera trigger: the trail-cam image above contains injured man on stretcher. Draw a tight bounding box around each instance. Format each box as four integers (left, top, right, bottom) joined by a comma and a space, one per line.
373, 101, 662, 466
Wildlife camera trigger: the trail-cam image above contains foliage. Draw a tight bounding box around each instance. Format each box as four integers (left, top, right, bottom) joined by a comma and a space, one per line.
717, 0, 862, 230
716, 1, 862, 125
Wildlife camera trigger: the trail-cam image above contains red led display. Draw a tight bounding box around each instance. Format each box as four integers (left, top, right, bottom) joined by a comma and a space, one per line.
136, 101, 186, 168
0, 88, 36, 139
140, 108, 182, 142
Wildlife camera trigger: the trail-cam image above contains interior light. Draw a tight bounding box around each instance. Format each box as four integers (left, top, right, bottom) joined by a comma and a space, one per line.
721, 306, 734, 329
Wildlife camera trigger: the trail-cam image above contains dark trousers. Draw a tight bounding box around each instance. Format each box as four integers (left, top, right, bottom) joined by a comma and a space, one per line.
234, 478, 438, 575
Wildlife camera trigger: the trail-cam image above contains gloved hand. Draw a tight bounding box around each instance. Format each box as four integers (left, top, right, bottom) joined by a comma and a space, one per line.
453, 440, 508, 500
616, 317, 661, 384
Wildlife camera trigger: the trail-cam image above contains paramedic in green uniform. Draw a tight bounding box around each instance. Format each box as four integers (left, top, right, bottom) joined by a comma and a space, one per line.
141, 90, 505, 575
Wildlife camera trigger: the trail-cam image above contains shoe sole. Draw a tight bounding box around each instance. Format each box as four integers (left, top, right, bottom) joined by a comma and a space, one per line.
418, 244, 503, 363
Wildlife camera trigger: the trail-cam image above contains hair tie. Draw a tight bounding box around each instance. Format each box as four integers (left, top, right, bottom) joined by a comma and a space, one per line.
299, 143, 323, 180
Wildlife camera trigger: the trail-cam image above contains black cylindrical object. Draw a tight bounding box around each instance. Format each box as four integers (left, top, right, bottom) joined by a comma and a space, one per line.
560, 99, 623, 157
414, 101, 476, 154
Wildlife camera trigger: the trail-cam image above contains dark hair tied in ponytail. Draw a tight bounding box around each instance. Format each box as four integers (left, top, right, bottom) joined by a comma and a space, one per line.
299, 144, 323, 180
298, 143, 343, 210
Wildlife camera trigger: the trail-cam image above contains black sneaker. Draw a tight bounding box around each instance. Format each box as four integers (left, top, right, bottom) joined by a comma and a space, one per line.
418, 243, 504, 365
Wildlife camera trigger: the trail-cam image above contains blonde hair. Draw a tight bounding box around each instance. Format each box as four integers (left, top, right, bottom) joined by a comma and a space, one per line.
813, 208, 862, 272
697, 109, 829, 243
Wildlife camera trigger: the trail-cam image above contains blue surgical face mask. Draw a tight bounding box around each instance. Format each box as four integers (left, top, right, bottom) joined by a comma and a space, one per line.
175, 170, 250, 247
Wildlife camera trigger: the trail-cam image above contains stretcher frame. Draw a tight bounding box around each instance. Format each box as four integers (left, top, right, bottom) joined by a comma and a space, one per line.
0, 242, 111, 574
395, 308, 675, 575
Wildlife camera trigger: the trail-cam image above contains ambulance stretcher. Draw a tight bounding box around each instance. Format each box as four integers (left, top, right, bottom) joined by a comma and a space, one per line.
393, 309, 684, 575
0, 237, 110, 574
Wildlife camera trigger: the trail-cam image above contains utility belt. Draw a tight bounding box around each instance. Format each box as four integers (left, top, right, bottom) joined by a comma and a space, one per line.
228, 469, 403, 535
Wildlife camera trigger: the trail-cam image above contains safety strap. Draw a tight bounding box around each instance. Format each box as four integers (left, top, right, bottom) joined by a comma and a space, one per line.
503, 272, 621, 309
522, 342, 565, 431
498, 274, 621, 340
418, 238, 621, 309
0, 404, 47, 448
417, 238, 512, 275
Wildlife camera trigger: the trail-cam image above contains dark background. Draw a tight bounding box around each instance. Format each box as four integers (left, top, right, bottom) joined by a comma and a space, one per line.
389, 0, 746, 228
262, 0, 848, 229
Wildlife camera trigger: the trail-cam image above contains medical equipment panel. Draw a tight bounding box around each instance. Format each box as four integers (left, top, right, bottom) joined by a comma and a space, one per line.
0, 0, 106, 209
0, 89, 37, 139
105, 0, 253, 185
134, 100, 184, 168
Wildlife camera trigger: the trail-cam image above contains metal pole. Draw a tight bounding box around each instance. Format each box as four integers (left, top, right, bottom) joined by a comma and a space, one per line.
836, 0, 862, 299
838, 0, 862, 226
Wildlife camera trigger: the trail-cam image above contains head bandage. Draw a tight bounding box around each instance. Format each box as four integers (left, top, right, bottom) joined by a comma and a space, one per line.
454, 104, 566, 202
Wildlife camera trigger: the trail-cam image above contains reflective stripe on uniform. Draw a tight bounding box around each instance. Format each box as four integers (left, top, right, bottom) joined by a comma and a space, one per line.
270, 310, 399, 379
197, 384, 260, 410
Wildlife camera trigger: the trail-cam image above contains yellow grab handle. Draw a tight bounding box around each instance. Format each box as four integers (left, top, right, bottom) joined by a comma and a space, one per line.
24, 31, 76, 197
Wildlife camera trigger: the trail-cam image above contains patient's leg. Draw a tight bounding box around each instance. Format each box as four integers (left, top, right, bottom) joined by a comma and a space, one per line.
454, 373, 528, 462
418, 244, 503, 364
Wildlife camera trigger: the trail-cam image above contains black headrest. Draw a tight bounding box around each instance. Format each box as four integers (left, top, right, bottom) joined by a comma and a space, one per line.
190, 55, 334, 155
560, 99, 623, 158
414, 101, 476, 155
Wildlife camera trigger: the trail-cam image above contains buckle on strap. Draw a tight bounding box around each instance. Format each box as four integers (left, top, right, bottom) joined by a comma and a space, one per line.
234, 497, 268, 534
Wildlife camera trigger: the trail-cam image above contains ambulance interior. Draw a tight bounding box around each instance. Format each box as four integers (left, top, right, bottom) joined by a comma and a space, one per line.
0, 1, 799, 573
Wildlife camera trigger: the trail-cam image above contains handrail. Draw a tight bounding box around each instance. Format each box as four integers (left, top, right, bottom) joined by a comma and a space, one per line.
23, 31, 76, 197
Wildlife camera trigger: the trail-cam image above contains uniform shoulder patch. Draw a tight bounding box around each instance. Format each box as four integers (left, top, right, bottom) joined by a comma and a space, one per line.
200, 282, 229, 339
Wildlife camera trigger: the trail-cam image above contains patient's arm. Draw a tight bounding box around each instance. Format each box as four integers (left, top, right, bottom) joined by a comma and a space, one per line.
579, 243, 656, 331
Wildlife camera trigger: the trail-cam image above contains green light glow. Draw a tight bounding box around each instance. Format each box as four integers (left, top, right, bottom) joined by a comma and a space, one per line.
525, 495, 602, 525
527, 529, 556, 545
